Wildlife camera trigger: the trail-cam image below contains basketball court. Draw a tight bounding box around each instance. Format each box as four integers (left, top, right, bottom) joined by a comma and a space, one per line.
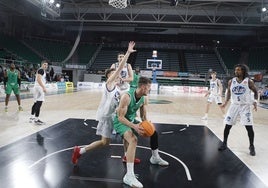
1, 0, 268, 187
0, 89, 268, 188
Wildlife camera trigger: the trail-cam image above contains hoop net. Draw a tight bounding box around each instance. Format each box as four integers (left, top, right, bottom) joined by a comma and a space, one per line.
109, 0, 127, 9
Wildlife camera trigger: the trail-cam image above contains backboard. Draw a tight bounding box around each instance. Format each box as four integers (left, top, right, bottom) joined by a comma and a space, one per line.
146, 59, 162, 70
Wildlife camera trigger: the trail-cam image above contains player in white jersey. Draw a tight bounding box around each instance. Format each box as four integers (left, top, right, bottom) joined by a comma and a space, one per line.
29, 60, 48, 125
202, 71, 225, 120
110, 51, 134, 92
72, 41, 137, 165
218, 64, 258, 156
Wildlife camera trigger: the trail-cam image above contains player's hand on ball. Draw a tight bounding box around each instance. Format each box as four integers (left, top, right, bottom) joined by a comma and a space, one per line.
136, 123, 145, 136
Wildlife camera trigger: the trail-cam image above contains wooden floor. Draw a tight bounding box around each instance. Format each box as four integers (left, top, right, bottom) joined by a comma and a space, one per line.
1, 89, 268, 186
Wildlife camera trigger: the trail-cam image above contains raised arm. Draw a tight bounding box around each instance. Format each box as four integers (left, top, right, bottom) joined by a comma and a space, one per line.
110, 63, 115, 69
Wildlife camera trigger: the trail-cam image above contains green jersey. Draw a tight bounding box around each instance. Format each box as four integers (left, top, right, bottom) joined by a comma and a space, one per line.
129, 72, 139, 89
7, 69, 19, 84
113, 88, 145, 136
125, 89, 144, 121
5, 69, 20, 95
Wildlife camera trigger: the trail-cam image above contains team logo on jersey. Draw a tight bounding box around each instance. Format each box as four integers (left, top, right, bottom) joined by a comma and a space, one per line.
120, 71, 127, 78
245, 112, 251, 117
232, 85, 246, 95
211, 83, 216, 89
114, 90, 120, 104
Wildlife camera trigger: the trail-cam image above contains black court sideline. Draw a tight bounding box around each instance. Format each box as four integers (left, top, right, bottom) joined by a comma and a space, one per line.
0, 119, 266, 188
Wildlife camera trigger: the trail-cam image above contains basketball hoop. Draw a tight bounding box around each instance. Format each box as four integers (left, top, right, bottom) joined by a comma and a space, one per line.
109, 0, 127, 9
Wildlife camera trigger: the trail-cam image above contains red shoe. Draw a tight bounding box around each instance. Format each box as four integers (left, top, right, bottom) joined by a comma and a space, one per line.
72, 146, 81, 164
122, 156, 141, 164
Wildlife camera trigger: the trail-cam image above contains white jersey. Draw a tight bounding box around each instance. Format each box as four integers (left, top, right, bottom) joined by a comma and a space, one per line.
33, 68, 46, 102
209, 78, 220, 95
115, 62, 129, 79
114, 62, 130, 91
34, 68, 46, 87
96, 84, 120, 120
230, 77, 252, 105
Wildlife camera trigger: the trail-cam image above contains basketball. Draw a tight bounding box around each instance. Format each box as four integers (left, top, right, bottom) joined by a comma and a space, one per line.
140, 120, 155, 137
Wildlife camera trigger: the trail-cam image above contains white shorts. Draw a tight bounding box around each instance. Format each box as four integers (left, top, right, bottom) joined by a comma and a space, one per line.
96, 118, 114, 138
33, 86, 45, 102
224, 104, 253, 126
207, 94, 222, 104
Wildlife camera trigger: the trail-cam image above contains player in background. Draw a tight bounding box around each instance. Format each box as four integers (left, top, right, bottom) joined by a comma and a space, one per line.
3, 63, 23, 112
29, 60, 48, 125
110, 51, 133, 92
202, 71, 225, 120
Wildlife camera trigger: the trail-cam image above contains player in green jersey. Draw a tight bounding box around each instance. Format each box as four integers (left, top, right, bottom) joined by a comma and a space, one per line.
114, 76, 168, 188
4, 63, 23, 112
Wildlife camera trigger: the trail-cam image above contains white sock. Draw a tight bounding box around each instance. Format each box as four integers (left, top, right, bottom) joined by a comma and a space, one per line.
152, 149, 160, 158
126, 163, 134, 176
204, 113, 208, 117
80, 148, 86, 154
31, 115, 35, 118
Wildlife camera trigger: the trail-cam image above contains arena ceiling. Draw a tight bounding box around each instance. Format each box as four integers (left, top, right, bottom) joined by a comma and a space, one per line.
1, 0, 268, 44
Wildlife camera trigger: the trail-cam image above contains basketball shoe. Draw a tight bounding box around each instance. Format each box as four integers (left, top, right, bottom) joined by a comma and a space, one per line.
18, 106, 23, 111
122, 156, 141, 164
123, 174, 143, 188
72, 146, 81, 164
34, 119, 45, 125
249, 145, 256, 156
29, 117, 35, 123
218, 142, 227, 151
150, 156, 169, 166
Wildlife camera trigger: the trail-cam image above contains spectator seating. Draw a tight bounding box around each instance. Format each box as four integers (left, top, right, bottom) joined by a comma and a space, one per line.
184, 50, 224, 74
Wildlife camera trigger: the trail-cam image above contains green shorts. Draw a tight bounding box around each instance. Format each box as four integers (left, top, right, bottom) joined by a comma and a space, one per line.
5, 83, 20, 95
113, 118, 140, 137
